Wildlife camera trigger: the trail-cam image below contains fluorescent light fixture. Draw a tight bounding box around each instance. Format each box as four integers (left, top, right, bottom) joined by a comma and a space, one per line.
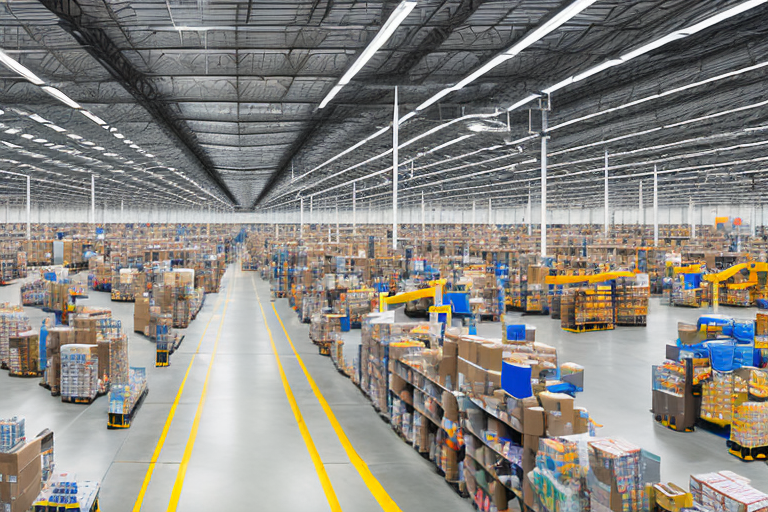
0, 50, 44, 85
510, 0, 768, 111
318, 0, 416, 109
103, 153, 118, 157
4, 128, 20, 134
681, 0, 768, 35
29, 114, 50, 124
67, 133, 82, 140
32, 138, 47, 143
80, 110, 106, 125
453, 55, 513, 90
507, 94, 542, 112
399, 112, 417, 124
114, 133, 125, 139
319, 85, 343, 109
41, 86, 81, 109
21, 133, 33, 139
619, 32, 688, 61
81, 141, 95, 146
45, 124, 67, 133
416, 88, 456, 111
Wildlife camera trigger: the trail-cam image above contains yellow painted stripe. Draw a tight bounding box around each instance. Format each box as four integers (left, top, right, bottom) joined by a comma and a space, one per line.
166, 271, 234, 512
253, 279, 343, 512
132, 277, 228, 512
254, 281, 403, 512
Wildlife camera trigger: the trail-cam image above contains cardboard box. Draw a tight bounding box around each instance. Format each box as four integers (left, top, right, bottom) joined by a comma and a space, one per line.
523, 406, 546, 436
539, 391, 575, 418
0, 437, 42, 512
573, 407, 590, 434
478, 343, 503, 372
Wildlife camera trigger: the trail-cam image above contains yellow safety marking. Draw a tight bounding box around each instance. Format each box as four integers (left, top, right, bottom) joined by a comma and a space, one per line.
165, 274, 234, 512
258, 283, 403, 512
253, 278, 342, 512
132, 276, 229, 512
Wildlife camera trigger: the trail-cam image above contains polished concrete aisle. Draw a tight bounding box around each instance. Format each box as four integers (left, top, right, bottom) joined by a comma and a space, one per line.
0, 267, 473, 512
4, 267, 768, 510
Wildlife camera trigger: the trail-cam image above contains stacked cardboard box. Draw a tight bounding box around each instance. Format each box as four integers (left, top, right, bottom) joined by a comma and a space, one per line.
0, 435, 42, 512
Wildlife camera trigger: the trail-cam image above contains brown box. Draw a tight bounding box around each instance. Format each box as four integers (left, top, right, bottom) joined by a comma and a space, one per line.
523, 406, 546, 436
0, 437, 42, 512
573, 407, 590, 434
478, 343, 503, 372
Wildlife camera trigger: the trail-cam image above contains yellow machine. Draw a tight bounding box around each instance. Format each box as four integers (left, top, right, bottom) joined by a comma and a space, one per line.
379, 279, 447, 313
646, 482, 693, 512
704, 262, 768, 310
545, 271, 634, 286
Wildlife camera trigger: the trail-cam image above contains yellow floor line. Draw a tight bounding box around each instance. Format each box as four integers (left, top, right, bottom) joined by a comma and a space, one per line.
165, 271, 235, 512
132, 276, 228, 512
253, 278, 342, 512
254, 280, 403, 512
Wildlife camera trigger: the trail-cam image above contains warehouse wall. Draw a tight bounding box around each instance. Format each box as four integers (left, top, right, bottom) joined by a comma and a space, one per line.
2, 203, 765, 227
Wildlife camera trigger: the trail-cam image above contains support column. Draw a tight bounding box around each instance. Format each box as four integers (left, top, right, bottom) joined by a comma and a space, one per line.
392, 86, 399, 251
689, 198, 695, 239
352, 183, 357, 234
653, 165, 659, 246
541, 109, 548, 257
309, 196, 314, 228
90, 174, 95, 226
421, 191, 425, 235
752, 205, 756, 238
120, 200, 124, 224
604, 149, 609, 237
300, 197, 304, 235
527, 188, 532, 236
335, 201, 339, 243
26, 176, 30, 240
472, 200, 476, 227
639, 182, 643, 226
488, 197, 492, 226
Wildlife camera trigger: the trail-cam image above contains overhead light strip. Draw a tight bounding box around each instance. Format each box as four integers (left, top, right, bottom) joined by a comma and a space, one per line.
508, 0, 768, 111
318, 0, 416, 109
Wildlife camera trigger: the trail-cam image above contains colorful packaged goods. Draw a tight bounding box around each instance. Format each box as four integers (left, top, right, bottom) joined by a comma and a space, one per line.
0, 417, 25, 452
0, 305, 31, 368
8, 330, 40, 377
690, 471, 768, 512
730, 402, 768, 449
60, 344, 100, 402
588, 438, 645, 512
700, 371, 734, 425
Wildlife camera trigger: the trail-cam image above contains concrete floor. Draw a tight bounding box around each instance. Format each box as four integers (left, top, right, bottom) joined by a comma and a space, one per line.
1, 266, 767, 512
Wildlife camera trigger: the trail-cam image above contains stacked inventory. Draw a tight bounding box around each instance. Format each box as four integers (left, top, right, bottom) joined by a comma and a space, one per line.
560, 286, 614, 332
20, 280, 46, 306
690, 471, 768, 512
0, 306, 31, 369
0, 250, 26, 283
60, 344, 100, 403
43, 326, 74, 395
8, 331, 40, 377
108, 367, 148, 428
615, 284, 649, 326
0, 417, 25, 452
587, 438, 645, 512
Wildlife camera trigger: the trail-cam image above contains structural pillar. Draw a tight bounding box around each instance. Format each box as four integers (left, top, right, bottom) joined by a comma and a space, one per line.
653, 165, 659, 246
488, 197, 492, 226
604, 149, 609, 237
392, 86, 399, 251
541, 109, 548, 257
26, 176, 30, 240
120, 199, 124, 224
689, 198, 695, 239
335, 201, 339, 243
421, 190, 425, 235
527, 188, 532, 236
352, 183, 357, 234
639, 182, 643, 226
472, 200, 476, 227
300, 196, 304, 235
90, 174, 95, 225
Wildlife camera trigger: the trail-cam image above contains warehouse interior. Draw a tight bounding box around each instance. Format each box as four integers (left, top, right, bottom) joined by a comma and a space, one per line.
2, 1, 768, 511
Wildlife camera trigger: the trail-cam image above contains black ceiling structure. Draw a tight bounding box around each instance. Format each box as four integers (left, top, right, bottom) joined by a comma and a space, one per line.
0, 0, 766, 213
